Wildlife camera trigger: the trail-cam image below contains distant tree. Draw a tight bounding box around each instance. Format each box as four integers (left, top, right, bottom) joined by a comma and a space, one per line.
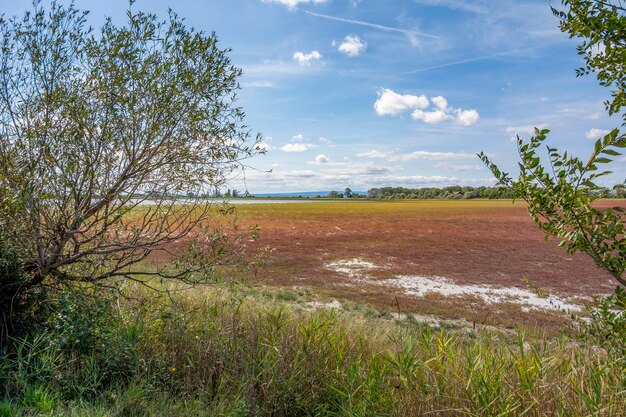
480, 0, 625, 287
344, 188, 352, 198
0, 1, 262, 319
328, 191, 342, 198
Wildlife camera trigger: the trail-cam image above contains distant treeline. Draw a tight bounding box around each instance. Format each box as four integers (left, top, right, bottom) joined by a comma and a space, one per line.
366, 186, 515, 199
366, 185, 626, 199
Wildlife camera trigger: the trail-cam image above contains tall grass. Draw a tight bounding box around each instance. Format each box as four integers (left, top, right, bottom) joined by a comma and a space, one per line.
1, 285, 624, 416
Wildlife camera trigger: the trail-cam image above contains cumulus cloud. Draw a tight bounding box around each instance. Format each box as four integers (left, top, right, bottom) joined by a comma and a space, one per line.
585, 128, 611, 140
375, 89, 479, 125
292, 133, 305, 142
280, 143, 317, 152
411, 109, 450, 124
314, 154, 330, 163
431, 95, 448, 110
505, 125, 548, 141
456, 109, 480, 126
338, 34, 366, 56
374, 89, 429, 116
293, 50, 322, 65
262, 0, 328, 10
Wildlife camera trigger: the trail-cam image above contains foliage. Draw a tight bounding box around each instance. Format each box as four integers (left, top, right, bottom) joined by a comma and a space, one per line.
367, 185, 517, 200
1, 285, 625, 416
580, 286, 626, 365
552, 0, 626, 119
480, 0, 626, 288
0, 2, 261, 297
480, 130, 626, 286
0, 231, 48, 345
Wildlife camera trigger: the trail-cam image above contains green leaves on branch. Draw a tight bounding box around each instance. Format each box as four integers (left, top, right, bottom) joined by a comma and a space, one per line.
479, 129, 626, 287
552, 0, 626, 119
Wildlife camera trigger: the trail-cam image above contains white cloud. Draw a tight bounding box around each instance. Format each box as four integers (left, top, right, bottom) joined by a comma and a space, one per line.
358, 150, 477, 161
241, 80, 277, 88
280, 143, 317, 152
292, 133, 305, 142
505, 124, 548, 141
262, 0, 328, 10
319, 136, 332, 144
374, 89, 429, 116
234, 163, 496, 193
293, 50, 322, 65
456, 109, 480, 126
411, 109, 451, 124
305, 11, 439, 48
338, 35, 366, 56
585, 128, 611, 140
434, 162, 482, 171
431, 95, 448, 110
357, 150, 391, 159
314, 154, 330, 163
375, 89, 478, 125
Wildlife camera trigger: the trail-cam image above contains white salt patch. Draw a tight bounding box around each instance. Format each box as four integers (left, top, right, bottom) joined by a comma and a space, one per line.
382, 275, 581, 311
325, 258, 382, 278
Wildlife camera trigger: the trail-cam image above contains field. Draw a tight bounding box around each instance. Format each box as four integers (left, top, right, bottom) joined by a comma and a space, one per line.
196, 199, 624, 330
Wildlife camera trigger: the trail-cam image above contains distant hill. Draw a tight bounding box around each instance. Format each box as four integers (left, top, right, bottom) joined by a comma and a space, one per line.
252, 191, 367, 198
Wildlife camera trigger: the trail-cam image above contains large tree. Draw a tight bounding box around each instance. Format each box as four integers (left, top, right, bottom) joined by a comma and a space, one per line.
0, 1, 261, 303
481, 0, 625, 287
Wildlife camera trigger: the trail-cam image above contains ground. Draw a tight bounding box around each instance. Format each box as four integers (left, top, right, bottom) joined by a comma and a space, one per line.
151, 199, 625, 331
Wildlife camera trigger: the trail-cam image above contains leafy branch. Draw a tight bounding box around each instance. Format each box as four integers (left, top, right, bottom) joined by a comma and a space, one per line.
479, 129, 626, 287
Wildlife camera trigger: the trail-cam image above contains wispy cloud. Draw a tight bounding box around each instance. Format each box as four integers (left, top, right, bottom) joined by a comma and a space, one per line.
241, 80, 277, 88
434, 162, 482, 172
398, 49, 525, 76
358, 150, 478, 161
505, 124, 548, 141
304, 10, 439, 46
262, 0, 328, 11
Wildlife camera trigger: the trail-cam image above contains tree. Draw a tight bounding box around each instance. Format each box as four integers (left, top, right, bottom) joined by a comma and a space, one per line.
0, 1, 262, 306
480, 0, 625, 287
344, 188, 352, 198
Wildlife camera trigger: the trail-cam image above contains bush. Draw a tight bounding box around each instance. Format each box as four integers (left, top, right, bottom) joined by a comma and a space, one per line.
581, 287, 626, 365
0, 235, 48, 347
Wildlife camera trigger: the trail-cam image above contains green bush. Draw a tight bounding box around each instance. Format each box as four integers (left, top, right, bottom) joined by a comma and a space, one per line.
581, 287, 626, 365
0, 235, 48, 347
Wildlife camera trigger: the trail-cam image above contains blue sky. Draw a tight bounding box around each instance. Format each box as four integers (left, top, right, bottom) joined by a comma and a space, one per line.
5, 0, 624, 193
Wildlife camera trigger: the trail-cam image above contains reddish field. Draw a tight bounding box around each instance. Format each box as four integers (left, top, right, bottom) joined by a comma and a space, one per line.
149, 199, 624, 329
235, 200, 617, 292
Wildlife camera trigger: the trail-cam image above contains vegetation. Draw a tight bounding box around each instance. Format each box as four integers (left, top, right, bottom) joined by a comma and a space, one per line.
0, 285, 624, 416
367, 186, 517, 200
0, 1, 624, 416
0, 1, 261, 337
480, 0, 626, 288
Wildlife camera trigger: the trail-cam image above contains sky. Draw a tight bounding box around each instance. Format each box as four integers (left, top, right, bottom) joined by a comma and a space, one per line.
4, 0, 625, 193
